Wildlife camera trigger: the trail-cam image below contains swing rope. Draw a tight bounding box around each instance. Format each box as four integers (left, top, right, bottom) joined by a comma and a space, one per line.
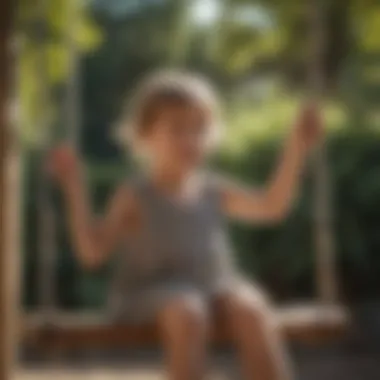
36, 0, 58, 321
36, 0, 82, 323
309, 0, 338, 304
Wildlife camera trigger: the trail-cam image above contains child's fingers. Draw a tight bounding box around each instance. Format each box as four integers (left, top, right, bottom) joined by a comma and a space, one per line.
53, 146, 77, 167
294, 104, 323, 148
47, 145, 78, 182
52, 144, 75, 161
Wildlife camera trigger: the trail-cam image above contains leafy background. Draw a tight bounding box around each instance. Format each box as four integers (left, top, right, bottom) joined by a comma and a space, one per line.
16, 0, 380, 310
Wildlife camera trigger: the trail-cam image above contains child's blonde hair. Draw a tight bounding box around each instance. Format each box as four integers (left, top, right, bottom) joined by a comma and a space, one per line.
116, 70, 222, 148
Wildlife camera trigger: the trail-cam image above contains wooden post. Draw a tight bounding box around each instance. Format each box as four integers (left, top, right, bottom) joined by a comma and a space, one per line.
1, 0, 17, 378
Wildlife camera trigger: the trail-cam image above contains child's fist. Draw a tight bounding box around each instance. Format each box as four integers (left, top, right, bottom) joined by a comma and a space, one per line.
295, 103, 323, 151
47, 145, 81, 188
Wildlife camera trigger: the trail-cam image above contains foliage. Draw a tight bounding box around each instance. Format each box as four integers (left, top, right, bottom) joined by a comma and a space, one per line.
16, 0, 103, 144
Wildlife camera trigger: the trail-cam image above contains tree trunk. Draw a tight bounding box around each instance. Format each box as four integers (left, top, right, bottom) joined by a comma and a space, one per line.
0, 0, 18, 378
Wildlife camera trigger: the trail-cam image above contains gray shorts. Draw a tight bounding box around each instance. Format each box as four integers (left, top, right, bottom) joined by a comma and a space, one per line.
107, 277, 240, 324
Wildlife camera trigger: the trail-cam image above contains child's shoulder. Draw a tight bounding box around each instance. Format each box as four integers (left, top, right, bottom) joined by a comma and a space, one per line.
200, 170, 237, 203
107, 181, 144, 232
202, 170, 235, 190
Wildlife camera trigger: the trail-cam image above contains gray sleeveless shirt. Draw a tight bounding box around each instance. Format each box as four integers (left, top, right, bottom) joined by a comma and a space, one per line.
108, 175, 237, 321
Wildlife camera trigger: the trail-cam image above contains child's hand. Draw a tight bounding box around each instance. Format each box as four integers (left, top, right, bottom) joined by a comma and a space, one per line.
47, 144, 82, 189
294, 103, 323, 152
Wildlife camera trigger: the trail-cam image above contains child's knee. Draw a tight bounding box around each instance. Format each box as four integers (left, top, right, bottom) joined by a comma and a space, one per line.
160, 292, 209, 335
221, 283, 274, 325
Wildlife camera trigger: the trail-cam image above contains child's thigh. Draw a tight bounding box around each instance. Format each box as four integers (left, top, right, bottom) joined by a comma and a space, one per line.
212, 280, 273, 319
155, 284, 207, 316
154, 284, 209, 336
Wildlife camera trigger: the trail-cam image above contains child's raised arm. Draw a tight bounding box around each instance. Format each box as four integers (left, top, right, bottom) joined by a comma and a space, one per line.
48, 146, 138, 269
220, 104, 322, 224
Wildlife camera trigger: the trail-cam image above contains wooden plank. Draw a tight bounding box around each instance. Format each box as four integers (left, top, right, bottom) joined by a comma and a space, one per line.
23, 304, 349, 349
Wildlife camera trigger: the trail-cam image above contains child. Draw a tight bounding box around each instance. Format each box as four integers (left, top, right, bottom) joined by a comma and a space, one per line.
49, 71, 321, 380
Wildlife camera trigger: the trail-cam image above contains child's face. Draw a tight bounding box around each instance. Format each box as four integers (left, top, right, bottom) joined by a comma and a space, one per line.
143, 104, 211, 173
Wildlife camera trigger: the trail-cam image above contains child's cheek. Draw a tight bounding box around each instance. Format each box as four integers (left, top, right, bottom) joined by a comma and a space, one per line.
153, 131, 173, 154
180, 143, 205, 167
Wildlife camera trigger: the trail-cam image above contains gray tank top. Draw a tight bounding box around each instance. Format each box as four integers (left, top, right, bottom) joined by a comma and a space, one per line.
110, 174, 236, 296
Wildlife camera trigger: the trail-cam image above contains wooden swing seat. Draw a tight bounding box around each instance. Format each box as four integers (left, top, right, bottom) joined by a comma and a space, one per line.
24, 303, 349, 350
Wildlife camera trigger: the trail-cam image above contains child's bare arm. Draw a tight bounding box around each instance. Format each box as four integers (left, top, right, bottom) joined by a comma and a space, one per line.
64, 181, 135, 269
221, 104, 322, 224
49, 146, 138, 269
221, 133, 305, 223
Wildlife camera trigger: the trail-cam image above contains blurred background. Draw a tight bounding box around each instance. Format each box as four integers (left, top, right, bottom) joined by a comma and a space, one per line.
9, 0, 380, 379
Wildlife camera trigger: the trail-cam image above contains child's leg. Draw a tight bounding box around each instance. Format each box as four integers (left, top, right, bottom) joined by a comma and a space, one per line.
215, 283, 293, 380
157, 291, 209, 380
